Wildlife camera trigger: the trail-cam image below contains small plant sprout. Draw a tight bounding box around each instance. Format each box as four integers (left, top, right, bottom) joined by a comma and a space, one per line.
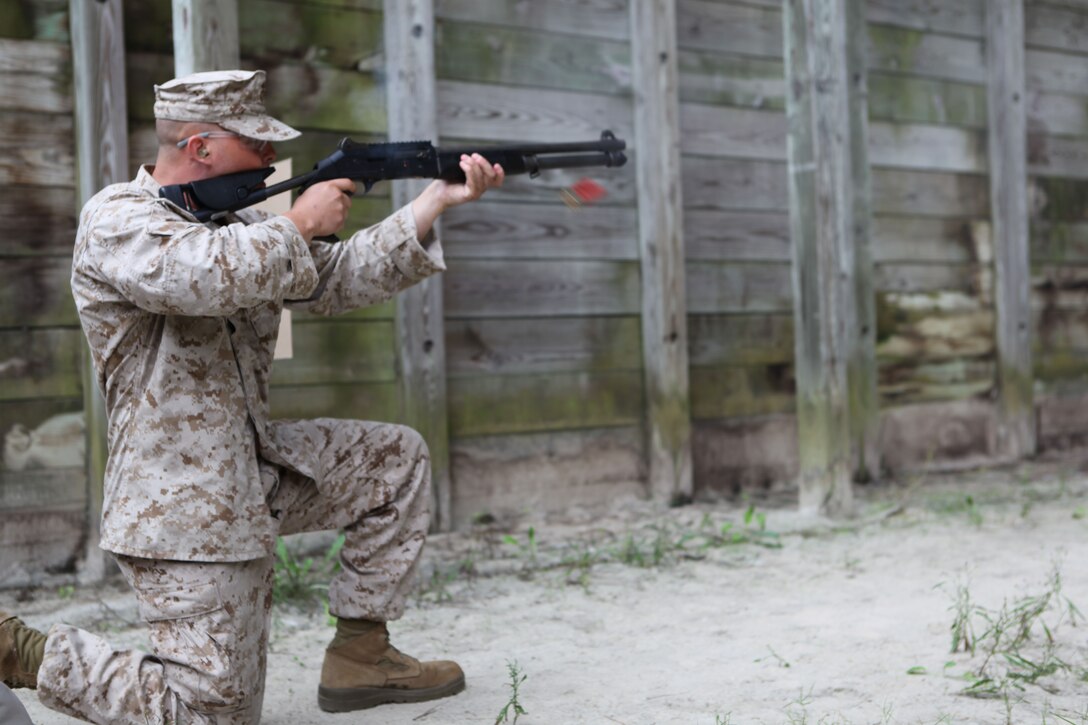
495, 660, 528, 725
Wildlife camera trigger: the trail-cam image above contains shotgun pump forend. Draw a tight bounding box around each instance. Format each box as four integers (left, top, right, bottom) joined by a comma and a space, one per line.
160, 130, 628, 222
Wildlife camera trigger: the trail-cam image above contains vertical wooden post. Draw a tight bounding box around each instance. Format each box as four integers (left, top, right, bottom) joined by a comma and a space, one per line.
69, 0, 129, 582
986, 0, 1035, 459
384, 0, 452, 531
629, 0, 693, 503
783, 0, 876, 515
172, 0, 240, 75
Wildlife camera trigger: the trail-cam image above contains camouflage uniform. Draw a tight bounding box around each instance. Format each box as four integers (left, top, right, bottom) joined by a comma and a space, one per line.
44, 71, 447, 724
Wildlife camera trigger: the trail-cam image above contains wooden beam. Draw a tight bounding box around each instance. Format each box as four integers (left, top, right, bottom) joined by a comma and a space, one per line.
783, 0, 876, 515
986, 0, 1035, 459
68, 0, 129, 582
171, 0, 240, 75
630, 0, 694, 503
383, 0, 452, 531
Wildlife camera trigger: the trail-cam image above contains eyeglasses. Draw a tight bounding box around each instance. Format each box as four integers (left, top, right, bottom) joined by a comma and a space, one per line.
176, 131, 270, 155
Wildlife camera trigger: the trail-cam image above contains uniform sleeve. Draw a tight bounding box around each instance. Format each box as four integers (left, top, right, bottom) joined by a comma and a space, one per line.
289, 203, 446, 316
80, 194, 320, 316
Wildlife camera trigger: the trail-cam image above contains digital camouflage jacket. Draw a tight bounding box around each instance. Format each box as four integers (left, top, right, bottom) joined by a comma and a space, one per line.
71, 166, 445, 561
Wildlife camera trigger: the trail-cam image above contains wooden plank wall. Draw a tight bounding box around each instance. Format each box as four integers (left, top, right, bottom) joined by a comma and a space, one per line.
7, 0, 1088, 584
432, 2, 647, 523
678, 0, 802, 494
0, 1, 87, 586
1024, 0, 1088, 448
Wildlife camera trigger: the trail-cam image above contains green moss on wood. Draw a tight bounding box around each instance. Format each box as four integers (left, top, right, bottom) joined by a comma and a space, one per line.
448, 371, 643, 437
437, 20, 630, 96
869, 74, 986, 128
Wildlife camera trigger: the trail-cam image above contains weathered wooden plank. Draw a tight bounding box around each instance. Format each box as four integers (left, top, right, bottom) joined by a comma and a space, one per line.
688, 313, 794, 366
269, 381, 401, 421
1028, 135, 1088, 180
71, 0, 129, 583
434, 0, 630, 41
678, 53, 989, 127
0, 37, 68, 74
449, 427, 645, 528
436, 80, 633, 145
268, 320, 395, 386
172, 0, 240, 75
872, 167, 989, 217
384, 0, 451, 531
0, 509, 86, 587
684, 209, 790, 261
867, 25, 986, 84
786, 0, 877, 510
678, 49, 785, 109
445, 316, 641, 377
686, 261, 792, 314
443, 260, 641, 318
987, 0, 1035, 459
1025, 47, 1088, 94
0, 186, 77, 254
436, 20, 630, 96
1028, 90, 1088, 137
632, 0, 692, 504
866, 0, 984, 37
631, 0, 687, 500
0, 111, 75, 187
680, 103, 786, 160
873, 216, 983, 263
0, 109, 74, 149
875, 262, 989, 295
689, 365, 795, 420
0, 257, 77, 327
868, 74, 988, 129
677, 0, 782, 57
681, 157, 788, 211
441, 200, 638, 260
447, 370, 643, 437
0, 469, 86, 510
869, 122, 987, 173
1025, 2, 1088, 53
680, 103, 987, 173
0, 328, 83, 401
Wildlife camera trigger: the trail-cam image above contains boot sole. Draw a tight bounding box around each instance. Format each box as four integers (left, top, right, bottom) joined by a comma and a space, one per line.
317, 674, 466, 712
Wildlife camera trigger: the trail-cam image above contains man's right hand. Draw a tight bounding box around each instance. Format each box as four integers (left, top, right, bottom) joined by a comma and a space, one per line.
284, 178, 356, 241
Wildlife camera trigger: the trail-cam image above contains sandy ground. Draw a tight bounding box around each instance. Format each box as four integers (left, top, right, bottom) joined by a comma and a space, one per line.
5, 462, 1088, 725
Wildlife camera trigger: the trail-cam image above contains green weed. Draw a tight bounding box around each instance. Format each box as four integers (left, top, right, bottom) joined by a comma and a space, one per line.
944, 565, 1085, 722
494, 660, 528, 725
272, 533, 344, 608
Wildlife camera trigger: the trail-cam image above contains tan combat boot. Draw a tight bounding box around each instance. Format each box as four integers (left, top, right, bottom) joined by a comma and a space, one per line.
317, 622, 464, 712
0, 612, 44, 689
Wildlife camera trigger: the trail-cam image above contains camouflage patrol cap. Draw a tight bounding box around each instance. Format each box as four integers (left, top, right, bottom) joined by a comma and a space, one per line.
153, 69, 300, 142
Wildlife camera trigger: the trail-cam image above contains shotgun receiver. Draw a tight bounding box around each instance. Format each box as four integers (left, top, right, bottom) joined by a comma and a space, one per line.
160, 130, 627, 222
